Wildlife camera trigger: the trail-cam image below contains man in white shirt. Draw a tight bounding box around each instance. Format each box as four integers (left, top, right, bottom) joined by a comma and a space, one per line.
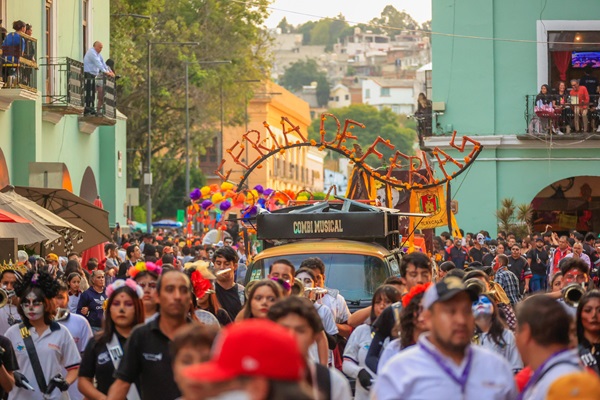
82, 41, 114, 115
515, 295, 582, 400
373, 276, 517, 400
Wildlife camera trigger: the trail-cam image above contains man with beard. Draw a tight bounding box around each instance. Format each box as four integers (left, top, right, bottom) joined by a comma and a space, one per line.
373, 276, 517, 399
212, 247, 245, 320
527, 238, 550, 293
108, 270, 192, 400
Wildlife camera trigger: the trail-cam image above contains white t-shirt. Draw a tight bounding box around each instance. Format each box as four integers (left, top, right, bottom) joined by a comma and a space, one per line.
58, 313, 93, 400
68, 294, 82, 313
308, 303, 338, 367
318, 290, 351, 324
6, 322, 82, 400
476, 328, 523, 373
377, 337, 402, 372
342, 324, 372, 400
373, 334, 517, 400
308, 362, 352, 400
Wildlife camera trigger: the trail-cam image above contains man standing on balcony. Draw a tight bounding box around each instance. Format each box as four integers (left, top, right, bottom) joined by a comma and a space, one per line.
83, 41, 114, 116
570, 78, 590, 133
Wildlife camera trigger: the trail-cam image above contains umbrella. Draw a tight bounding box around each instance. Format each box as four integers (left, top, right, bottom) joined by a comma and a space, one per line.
0, 210, 60, 245
129, 221, 147, 232
9, 186, 111, 254
152, 219, 183, 229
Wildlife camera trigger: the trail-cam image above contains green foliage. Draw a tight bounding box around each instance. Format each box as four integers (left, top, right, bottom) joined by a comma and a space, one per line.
369, 5, 420, 37
110, 0, 271, 219
132, 206, 146, 224
277, 17, 293, 34
495, 198, 533, 239
279, 59, 330, 105
308, 104, 416, 166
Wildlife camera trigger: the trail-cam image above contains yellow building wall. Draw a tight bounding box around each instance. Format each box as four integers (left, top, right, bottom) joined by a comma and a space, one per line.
220, 82, 321, 194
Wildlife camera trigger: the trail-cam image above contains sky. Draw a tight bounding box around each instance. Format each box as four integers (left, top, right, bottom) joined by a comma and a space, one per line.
265, 0, 432, 28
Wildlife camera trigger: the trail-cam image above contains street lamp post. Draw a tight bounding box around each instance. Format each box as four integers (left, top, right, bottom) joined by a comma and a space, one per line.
146, 41, 199, 233
184, 60, 231, 198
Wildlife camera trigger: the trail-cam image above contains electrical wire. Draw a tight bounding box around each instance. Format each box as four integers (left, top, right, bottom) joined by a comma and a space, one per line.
231, 0, 600, 46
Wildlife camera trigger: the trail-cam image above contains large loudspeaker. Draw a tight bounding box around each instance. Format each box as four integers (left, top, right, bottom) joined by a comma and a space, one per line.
0, 238, 17, 263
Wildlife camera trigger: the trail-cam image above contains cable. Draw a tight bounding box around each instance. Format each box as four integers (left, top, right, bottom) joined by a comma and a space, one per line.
231, 0, 600, 46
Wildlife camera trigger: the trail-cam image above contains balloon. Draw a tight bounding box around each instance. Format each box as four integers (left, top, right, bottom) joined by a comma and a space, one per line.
200, 186, 211, 197
221, 182, 234, 191
201, 200, 213, 209
257, 198, 266, 208
224, 190, 236, 199
212, 193, 224, 204
219, 200, 232, 211
209, 184, 220, 194
190, 188, 201, 201
254, 185, 264, 194
263, 188, 274, 197
297, 195, 308, 201
233, 193, 246, 206
247, 190, 259, 204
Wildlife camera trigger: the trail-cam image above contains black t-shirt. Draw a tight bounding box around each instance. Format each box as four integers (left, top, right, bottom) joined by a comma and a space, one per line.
114, 317, 183, 400
214, 308, 232, 326
482, 252, 495, 267
469, 246, 488, 263
79, 333, 139, 394
507, 256, 529, 291
371, 303, 400, 339
0, 335, 18, 399
526, 248, 549, 275
215, 283, 243, 321
445, 246, 469, 268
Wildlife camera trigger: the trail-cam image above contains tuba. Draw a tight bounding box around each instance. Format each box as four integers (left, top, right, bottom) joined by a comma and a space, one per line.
563, 283, 585, 308
0, 288, 13, 308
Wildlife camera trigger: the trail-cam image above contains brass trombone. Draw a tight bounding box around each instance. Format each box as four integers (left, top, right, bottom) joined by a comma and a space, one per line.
563, 283, 585, 308
0, 288, 14, 308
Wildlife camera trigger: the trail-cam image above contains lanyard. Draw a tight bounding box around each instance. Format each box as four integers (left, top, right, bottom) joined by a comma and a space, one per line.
419, 342, 473, 395
518, 349, 570, 400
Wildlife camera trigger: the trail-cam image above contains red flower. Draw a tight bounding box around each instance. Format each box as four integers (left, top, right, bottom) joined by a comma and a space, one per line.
191, 270, 212, 299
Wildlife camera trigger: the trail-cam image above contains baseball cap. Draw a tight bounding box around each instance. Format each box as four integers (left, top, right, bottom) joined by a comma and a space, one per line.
183, 319, 305, 383
535, 237, 544, 242
45, 253, 58, 262
422, 276, 479, 309
546, 372, 600, 400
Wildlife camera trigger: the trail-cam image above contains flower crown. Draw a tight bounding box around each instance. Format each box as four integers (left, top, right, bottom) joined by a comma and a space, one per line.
190, 270, 214, 299
128, 261, 162, 280
106, 278, 144, 299
14, 270, 60, 299
402, 282, 432, 308
0, 261, 27, 279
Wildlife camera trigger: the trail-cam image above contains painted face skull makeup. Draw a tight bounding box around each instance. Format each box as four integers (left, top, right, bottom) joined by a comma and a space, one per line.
472, 295, 493, 318
21, 292, 44, 321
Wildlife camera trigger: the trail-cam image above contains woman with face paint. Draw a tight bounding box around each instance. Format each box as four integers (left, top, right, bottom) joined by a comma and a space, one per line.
5, 270, 81, 399
78, 279, 145, 399
472, 294, 523, 373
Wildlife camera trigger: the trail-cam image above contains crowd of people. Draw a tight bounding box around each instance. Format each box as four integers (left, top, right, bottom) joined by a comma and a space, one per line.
533, 71, 600, 135
0, 224, 596, 399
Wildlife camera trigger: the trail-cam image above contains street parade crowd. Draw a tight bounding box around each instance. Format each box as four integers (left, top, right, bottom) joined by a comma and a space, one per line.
0, 225, 597, 399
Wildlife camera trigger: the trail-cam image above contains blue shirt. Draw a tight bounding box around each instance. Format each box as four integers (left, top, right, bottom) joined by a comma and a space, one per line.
83, 47, 109, 75
374, 334, 517, 400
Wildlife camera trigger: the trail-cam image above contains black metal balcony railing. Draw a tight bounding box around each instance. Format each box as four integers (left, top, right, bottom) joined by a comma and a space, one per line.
525, 94, 600, 135
40, 57, 84, 109
83, 74, 117, 119
0, 32, 38, 92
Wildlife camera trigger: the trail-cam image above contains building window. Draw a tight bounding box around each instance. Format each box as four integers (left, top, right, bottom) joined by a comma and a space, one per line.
0, 1, 6, 40
200, 137, 218, 164
381, 87, 390, 97
335, 96, 339, 101
365, 88, 370, 99
45, 0, 55, 96
82, 0, 89, 57
345, 94, 349, 100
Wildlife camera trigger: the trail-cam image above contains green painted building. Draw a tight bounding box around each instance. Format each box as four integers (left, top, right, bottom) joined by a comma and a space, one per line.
0, 0, 127, 228
427, 0, 600, 235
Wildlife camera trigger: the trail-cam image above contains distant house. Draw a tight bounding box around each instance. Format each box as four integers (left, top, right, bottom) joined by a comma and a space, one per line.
328, 84, 351, 109
362, 78, 414, 114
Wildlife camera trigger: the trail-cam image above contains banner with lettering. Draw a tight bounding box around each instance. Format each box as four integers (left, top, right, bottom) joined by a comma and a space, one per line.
410, 185, 453, 230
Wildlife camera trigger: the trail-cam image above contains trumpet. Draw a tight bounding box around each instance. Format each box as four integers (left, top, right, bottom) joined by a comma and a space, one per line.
0, 288, 13, 308
563, 283, 585, 307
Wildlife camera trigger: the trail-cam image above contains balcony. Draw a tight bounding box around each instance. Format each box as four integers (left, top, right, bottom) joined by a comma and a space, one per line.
78, 74, 117, 134
40, 57, 85, 122
0, 32, 38, 110
522, 94, 600, 139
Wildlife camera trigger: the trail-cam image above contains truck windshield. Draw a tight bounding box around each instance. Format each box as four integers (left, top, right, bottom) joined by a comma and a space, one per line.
249, 253, 388, 301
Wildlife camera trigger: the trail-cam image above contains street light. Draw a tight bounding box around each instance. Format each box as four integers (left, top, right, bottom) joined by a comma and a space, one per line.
184, 60, 231, 198
146, 41, 199, 233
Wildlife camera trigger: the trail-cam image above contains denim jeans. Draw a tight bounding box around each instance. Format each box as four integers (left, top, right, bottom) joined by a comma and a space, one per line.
530, 273, 547, 292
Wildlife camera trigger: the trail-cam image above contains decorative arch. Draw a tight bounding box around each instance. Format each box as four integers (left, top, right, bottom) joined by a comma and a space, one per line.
0, 148, 9, 188
62, 164, 73, 193
79, 166, 98, 203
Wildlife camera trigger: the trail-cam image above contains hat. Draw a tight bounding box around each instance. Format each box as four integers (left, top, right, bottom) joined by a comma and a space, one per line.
184, 260, 215, 280
183, 319, 305, 383
45, 253, 58, 262
535, 237, 544, 242
163, 246, 173, 254
422, 276, 479, 309
122, 242, 131, 250
546, 372, 600, 400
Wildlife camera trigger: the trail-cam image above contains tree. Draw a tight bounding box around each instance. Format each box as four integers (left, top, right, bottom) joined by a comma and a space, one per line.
308, 15, 349, 51
308, 104, 417, 167
279, 59, 320, 91
277, 17, 294, 34
110, 0, 271, 218
495, 198, 533, 239
370, 5, 420, 37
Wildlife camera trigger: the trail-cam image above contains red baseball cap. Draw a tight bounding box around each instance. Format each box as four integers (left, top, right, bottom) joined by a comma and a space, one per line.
183, 319, 305, 383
